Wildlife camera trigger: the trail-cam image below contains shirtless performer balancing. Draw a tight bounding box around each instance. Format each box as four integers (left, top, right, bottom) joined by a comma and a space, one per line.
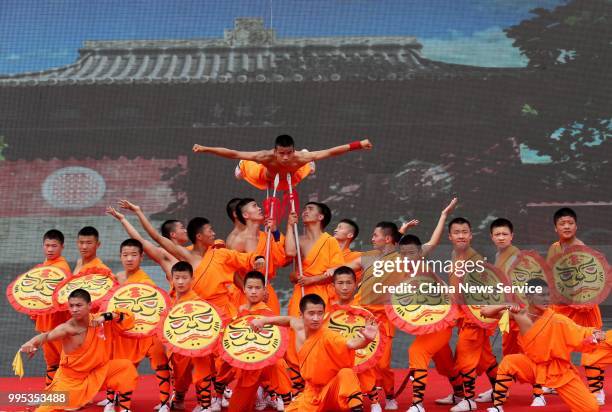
192, 135, 373, 190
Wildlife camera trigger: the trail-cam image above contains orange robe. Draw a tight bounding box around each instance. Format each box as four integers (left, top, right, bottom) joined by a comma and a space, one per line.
547, 241, 603, 328
32, 256, 72, 385
237, 159, 314, 190
216, 301, 293, 411
36, 311, 138, 412
353, 250, 400, 396
76, 256, 111, 274
285, 327, 305, 394
287, 232, 344, 317
342, 247, 363, 283
492, 308, 599, 412
234, 231, 287, 314
495, 245, 522, 356
168, 289, 215, 408
192, 248, 259, 318
451, 248, 498, 399
325, 301, 380, 404
110, 269, 170, 405
287, 328, 362, 411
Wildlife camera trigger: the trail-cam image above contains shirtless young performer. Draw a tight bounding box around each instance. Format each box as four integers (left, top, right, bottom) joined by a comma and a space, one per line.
193, 135, 372, 190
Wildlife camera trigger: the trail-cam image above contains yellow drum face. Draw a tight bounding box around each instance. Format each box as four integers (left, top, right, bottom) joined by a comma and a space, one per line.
54, 273, 116, 308
464, 305, 497, 326
221, 315, 285, 370
461, 265, 505, 306
386, 273, 456, 335
8, 266, 67, 313
460, 264, 508, 328
327, 307, 381, 371
106, 283, 169, 337
551, 247, 608, 304
162, 300, 223, 356
509, 252, 548, 305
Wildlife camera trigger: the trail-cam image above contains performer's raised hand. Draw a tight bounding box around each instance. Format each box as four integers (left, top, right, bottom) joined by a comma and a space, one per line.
360, 139, 373, 150
90, 315, 106, 328
399, 219, 420, 235
264, 217, 277, 232
287, 211, 299, 226
594, 330, 606, 342
507, 304, 522, 313
254, 257, 266, 272
360, 318, 379, 342
106, 206, 124, 221
118, 199, 141, 213
442, 197, 458, 216
250, 318, 265, 332
192, 144, 206, 153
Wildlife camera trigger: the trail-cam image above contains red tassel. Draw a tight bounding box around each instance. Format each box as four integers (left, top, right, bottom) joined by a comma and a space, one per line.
263, 197, 281, 224
281, 191, 300, 219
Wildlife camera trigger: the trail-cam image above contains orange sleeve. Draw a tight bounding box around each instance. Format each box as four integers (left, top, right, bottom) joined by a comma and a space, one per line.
324, 329, 355, 366
109, 309, 135, 332
327, 238, 345, 268
220, 248, 257, 271
555, 315, 597, 352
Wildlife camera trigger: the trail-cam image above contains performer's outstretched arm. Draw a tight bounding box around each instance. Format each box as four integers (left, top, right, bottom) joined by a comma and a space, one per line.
106, 206, 166, 265
422, 197, 458, 256
193, 144, 269, 162
302, 139, 372, 162
20, 324, 69, 354
118, 200, 194, 264
250, 315, 295, 330
480, 304, 520, 319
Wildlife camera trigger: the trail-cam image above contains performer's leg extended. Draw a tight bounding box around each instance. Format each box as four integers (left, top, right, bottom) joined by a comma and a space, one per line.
556, 373, 599, 412
488, 354, 536, 409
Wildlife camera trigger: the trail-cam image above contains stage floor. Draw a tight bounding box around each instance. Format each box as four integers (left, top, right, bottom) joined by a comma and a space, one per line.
1, 368, 611, 411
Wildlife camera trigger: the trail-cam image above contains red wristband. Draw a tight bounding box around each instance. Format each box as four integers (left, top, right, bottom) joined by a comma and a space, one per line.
348, 141, 361, 151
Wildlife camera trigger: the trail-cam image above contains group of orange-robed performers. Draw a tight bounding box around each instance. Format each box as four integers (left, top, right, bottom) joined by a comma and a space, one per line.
11, 135, 612, 412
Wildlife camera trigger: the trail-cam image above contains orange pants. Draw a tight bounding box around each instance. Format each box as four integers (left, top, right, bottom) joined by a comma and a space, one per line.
286, 368, 363, 412
582, 332, 612, 395
455, 324, 497, 399
408, 328, 460, 404
494, 354, 599, 412
358, 368, 379, 403
170, 354, 213, 408
376, 332, 395, 397
107, 338, 170, 405
227, 360, 294, 411
236, 160, 314, 190
145, 339, 171, 405
36, 359, 137, 412
285, 358, 305, 395
42, 339, 63, 386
